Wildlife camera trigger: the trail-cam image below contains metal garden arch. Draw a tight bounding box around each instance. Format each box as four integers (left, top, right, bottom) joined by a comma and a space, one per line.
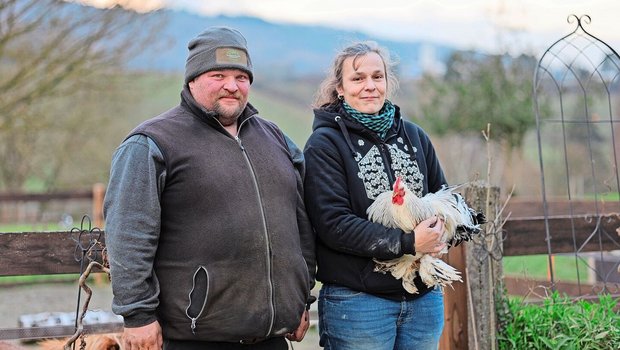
533, 14, 620, 295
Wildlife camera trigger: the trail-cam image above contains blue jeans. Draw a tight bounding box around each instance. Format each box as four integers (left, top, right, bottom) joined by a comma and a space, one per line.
318, 284, 444, 350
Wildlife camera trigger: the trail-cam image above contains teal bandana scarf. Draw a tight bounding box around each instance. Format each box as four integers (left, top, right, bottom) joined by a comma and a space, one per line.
342, 100, 395, 139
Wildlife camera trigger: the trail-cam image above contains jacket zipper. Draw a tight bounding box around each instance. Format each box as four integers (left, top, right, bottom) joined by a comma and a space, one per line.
188, 115, 275, 337
378, 142, 396, 185
375, 121, 402, 186
233, 117, 276, 338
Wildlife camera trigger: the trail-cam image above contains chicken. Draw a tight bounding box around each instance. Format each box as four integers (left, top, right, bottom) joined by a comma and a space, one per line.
366, 176, 485, 294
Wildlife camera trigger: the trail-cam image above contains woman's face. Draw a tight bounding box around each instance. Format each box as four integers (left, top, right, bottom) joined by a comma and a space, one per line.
337, 52, 387, 115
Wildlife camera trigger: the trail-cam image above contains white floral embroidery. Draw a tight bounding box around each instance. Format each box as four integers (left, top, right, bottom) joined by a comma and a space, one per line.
356, 142, 424, 199
388, 144, 424, 196
358, 139, 365, 146
397, 137, 404, 144
357, 146, 390, 199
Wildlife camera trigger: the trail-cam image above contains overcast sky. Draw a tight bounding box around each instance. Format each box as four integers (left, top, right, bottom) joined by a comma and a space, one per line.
80, 0, 620, 54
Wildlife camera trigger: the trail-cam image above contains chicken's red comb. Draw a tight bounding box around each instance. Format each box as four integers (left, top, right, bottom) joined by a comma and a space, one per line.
393, 176, 402, 191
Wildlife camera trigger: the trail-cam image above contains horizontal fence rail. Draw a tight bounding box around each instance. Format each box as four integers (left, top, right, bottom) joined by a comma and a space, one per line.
0, 323, 122, 341
506, 199, 620, 218
503, 214, 620, 256
0, 202, 620, 276
0, 184, 105, 226
0, 231, 106, 276
0, 190, 93, 202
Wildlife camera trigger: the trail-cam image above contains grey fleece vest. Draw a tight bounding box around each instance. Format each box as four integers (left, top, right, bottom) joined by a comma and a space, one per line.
130, 105, 310, 342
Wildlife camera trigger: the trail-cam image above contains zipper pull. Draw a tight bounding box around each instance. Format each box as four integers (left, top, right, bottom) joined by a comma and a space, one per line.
235, 136, 245, 151
190, 317, 197, 335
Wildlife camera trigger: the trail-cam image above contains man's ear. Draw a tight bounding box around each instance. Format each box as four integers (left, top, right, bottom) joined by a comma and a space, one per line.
188, 79, 197, 94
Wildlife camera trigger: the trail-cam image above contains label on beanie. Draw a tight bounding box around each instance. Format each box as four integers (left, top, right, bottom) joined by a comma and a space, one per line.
215, 48, 249, 67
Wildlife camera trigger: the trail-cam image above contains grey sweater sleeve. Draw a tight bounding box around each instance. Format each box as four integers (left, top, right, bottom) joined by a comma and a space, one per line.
103, 134, 166, 327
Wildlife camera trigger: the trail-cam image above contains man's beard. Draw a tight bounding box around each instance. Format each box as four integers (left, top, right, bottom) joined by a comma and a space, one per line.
213, 97, 246, 127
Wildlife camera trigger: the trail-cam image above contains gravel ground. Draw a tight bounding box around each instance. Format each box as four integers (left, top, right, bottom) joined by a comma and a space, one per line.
0, 282, 321, 350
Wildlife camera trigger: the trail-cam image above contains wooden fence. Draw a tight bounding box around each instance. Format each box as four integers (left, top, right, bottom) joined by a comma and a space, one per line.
0, 187, 619, 349
0, 184, 106, 227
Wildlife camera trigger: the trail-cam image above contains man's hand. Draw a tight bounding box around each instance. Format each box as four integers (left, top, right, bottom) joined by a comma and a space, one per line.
122, 321, 163, 350
285, 309, 309, 342
413, 216, 446, 254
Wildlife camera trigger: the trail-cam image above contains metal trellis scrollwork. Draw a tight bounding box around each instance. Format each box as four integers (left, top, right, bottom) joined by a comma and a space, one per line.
533, 14, 620, 296
68, 215, 109, 350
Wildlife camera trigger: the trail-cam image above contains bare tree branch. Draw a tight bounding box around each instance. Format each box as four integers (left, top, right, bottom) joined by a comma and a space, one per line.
0, 0, 166, 190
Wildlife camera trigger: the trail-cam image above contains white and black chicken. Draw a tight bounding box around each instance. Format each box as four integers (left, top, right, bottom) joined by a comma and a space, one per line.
367, 176, 485, 294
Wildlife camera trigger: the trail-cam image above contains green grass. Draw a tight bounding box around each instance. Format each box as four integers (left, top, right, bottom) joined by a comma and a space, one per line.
585, 192, 620, 201
498, 292, 620, 349
249, 87, 313, 147
504, 254, 591, 282
0, 222, 64, 232
0, 274, 81, 285
131, 72, 184, 120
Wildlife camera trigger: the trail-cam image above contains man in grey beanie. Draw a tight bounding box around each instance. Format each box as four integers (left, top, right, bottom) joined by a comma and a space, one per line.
104, 26, 316, 350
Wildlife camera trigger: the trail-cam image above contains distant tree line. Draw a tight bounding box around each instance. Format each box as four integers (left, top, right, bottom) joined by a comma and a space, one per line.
418, 51, 543, 156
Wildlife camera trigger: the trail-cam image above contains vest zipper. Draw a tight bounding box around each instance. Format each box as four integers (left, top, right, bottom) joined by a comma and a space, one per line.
233, 131, 276, 338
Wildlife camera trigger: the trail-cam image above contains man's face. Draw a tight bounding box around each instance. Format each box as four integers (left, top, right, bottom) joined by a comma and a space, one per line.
189, 69, 251, 126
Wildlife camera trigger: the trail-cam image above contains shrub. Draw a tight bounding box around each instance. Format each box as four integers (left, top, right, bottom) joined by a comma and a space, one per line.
498, 291, 620, 350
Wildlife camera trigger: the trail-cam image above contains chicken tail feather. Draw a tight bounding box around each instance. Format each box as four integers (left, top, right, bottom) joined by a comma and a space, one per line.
418, 255, 462, 288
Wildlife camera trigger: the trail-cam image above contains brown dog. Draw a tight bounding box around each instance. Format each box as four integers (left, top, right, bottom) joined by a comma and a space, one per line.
37, 334, 121, 350
0, 341, 29, 350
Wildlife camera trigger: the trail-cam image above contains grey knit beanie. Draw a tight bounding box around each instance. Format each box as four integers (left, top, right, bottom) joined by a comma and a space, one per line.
185, 26, 253, 84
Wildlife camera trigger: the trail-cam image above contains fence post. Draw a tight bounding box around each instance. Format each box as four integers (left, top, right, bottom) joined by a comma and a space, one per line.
464, 184, 502, 350
441, 243, 468, 350
92, 183, 105, 229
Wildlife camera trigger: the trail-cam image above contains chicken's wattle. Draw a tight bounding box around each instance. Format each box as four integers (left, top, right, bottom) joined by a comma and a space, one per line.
392, 194, 404, 205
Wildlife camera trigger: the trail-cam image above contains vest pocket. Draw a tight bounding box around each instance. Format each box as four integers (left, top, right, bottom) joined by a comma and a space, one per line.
185, 265, 209, 334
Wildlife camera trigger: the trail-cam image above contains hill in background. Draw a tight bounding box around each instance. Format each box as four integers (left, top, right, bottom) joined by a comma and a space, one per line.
130, 10, 456, 79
